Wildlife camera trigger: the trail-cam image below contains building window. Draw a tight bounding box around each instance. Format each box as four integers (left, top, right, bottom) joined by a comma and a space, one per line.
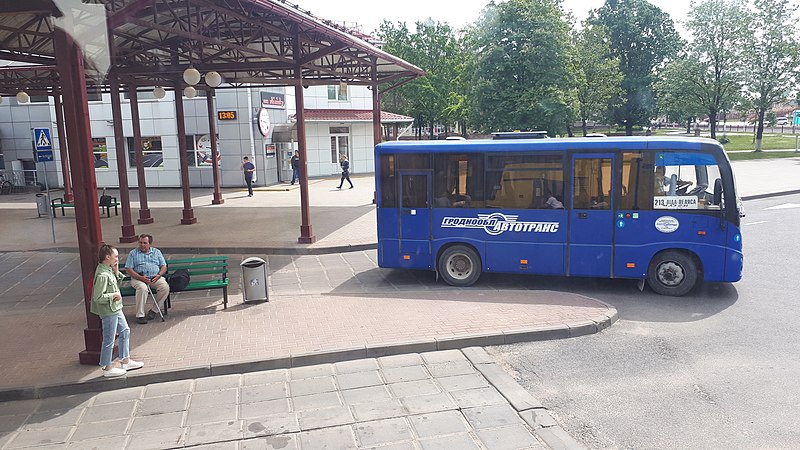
330, 126, 350, 163
185, 135, 217, 167
93, 138, 109, 169
123, 90, 158, 101
127, 136, 163, 168
87, 86, 102, 102
327, 85, 348, 101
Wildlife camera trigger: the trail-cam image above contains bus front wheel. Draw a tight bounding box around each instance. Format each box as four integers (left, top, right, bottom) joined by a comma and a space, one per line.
647, 251, 698, 296
438, 245, 481, 287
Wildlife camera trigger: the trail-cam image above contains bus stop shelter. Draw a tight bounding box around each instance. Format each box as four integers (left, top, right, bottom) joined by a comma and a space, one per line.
0, 0, 423, 365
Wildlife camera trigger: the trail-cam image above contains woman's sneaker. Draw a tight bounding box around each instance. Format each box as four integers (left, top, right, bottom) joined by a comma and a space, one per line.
103, 367, 127, 378
122, 360, 144, 371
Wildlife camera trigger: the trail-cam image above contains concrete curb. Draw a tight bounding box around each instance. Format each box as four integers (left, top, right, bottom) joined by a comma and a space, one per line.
464, 346, 587, 450
741, 189, 800, 201
0, 309, 616, 402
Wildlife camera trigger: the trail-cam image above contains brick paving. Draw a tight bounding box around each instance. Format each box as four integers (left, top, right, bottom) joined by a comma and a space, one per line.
0, 250, 612, 391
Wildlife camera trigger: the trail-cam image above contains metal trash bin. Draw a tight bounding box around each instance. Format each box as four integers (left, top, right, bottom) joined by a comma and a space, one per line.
241, 257, 268, 302
36, 193, 49, 217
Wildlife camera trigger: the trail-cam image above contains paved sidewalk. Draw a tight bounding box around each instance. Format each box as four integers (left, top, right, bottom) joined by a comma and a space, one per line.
0, 250, 616, 399
0, 348, 584, 450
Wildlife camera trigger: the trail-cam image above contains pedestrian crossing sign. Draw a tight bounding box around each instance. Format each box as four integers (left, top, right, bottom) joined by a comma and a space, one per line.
33, 128, 54, 162
34, 128, 52, 150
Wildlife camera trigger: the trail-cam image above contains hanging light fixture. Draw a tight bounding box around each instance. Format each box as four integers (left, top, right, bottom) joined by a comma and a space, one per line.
205, 71, 222, 88
153, 86, 166, 99
183, 66, 201, 86
183, 86, 197, 98
338, 81, 348, 97
16, 91, 29, 103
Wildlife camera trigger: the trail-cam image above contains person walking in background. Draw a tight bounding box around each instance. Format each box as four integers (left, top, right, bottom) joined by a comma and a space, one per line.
337, 154, 353, 189
241, 156, 255, 197
92, 244, 144, 378
290, 150, 300, 185
125, 234, 169, 324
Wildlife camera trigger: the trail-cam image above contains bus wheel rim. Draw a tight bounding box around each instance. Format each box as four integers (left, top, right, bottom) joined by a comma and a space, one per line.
657, 261, 684, 287
446, 254, 472, 280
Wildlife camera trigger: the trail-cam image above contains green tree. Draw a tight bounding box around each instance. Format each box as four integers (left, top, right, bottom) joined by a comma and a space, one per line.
591, 0, 682, 135
656, 57, 708, 131
679, 0, 750, 139
378, 20, 463, 139
742, 0, 800, 151
572, 24, 623, 136
466, 0, 575, 135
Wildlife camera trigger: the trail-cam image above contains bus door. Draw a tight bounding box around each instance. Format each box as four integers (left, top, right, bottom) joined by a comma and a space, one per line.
568, 154, 614, 277
399, 172, 432, 267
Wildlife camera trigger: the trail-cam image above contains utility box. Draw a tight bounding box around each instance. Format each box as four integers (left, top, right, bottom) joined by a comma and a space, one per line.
241, 256, 268, 302
36, 193, 49, 217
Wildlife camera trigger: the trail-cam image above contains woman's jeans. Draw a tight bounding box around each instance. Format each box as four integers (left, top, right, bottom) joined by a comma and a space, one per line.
100, 310, 130, 367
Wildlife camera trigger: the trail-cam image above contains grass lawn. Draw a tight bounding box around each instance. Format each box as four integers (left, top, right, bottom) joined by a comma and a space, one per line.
727, 151, 800, 161
717, 133, 799, 151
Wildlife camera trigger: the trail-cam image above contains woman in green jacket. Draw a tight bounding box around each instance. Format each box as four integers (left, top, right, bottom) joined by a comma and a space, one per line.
92, 244, 144, 378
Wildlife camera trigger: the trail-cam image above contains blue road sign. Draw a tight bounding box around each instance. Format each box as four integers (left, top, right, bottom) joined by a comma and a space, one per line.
33, 128, 54, 162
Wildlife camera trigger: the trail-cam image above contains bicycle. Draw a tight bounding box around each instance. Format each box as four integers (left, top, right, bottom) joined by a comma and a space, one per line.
0, 173, 13, 195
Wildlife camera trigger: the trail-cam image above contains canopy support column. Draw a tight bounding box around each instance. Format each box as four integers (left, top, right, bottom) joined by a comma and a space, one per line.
55, 28, 104, 365
129, 86, 153, 224
174, 83, 196, 224
53, 93, 73, 203
110, 77, 137, 242
207, 89, 224, 205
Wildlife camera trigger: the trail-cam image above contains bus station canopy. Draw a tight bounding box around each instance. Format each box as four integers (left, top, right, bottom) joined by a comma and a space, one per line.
0, 0, 424, 95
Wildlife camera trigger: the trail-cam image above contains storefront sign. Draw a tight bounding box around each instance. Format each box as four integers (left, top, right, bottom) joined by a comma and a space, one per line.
261, 92, 285, 109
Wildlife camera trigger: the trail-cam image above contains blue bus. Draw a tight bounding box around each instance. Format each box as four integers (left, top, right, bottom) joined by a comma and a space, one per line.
375, 137, 744, 296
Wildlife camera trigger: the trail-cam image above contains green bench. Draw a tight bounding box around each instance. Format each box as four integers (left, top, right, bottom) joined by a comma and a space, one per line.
119, 256, 229, 311
51, 196, 120, 218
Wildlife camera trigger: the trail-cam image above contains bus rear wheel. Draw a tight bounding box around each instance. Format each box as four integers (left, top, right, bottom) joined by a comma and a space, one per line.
647, 250, 698, 296
438, 245, 481, 287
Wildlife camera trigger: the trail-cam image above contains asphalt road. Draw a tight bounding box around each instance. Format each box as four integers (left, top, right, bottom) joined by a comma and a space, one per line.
490, 194, 800, 450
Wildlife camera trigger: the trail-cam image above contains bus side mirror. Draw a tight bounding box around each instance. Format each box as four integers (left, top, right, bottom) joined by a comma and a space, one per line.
712, 178, 723, 206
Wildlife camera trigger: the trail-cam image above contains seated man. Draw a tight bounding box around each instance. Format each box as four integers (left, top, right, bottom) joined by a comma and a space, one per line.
125, 234, 169, 324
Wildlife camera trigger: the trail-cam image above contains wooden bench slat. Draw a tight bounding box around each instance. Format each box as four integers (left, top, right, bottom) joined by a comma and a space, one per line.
168, 256, 229, 264
168, 263, 228, 270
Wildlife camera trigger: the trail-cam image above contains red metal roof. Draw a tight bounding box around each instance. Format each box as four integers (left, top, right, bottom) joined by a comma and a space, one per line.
292, 109, 413, 123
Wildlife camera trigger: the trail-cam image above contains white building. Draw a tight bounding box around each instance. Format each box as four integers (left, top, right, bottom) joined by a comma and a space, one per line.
0, 84, 411, 189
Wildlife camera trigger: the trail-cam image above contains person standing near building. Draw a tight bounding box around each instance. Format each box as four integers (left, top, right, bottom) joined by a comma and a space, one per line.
290, 150, 300, 185
241, 156, 255, 197
337, 154, 353, 189
125, 234, 169, 324
92, 244, 144, 378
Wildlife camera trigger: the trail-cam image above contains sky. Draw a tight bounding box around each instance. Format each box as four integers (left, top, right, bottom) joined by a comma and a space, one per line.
293, 0, 697, 37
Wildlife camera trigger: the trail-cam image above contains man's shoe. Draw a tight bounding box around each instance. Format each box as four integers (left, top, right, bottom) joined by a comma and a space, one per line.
136, 317, 148, 324
349, 186, 354, 189
146, 310, 157, 321
103, 367, 126, 378
122, 359, 144, 371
